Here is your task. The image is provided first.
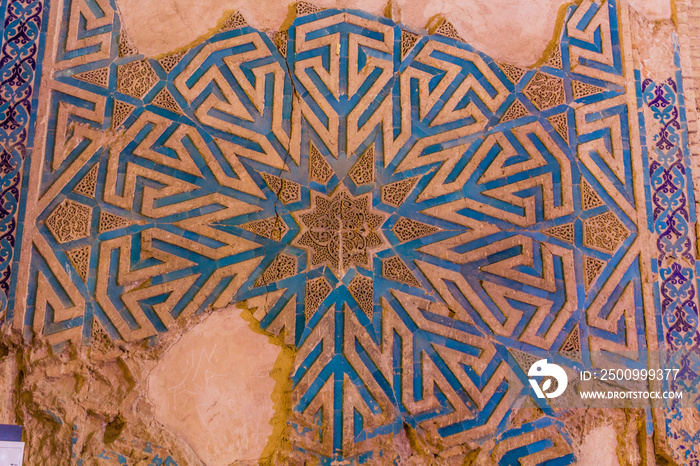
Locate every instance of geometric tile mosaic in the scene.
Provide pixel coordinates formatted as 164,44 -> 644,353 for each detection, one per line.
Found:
2,0 -> 699,462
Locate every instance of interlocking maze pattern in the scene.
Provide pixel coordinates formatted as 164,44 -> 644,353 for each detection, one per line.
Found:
9,0 -> 675,462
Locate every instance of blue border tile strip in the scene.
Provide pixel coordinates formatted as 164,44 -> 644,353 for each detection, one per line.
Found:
639,37 -> 700,464
0,0 -> 46,316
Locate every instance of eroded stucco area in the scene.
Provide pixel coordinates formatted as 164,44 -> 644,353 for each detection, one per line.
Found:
116,0 -> 569,65
116,0 -> 676,66
6,0 -> 700,464
147,311 -> 280,465
0,306 -> 286,464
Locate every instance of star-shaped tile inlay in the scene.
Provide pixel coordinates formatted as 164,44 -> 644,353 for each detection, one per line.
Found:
292,186 -> 387,277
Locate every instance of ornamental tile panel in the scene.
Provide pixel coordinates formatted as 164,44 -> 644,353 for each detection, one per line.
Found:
2,0 -> 700,463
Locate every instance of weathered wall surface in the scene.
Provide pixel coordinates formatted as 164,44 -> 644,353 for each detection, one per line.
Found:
0,306 -> 290,464
115,0 -> 569,65
0,0 -> 698,464
146,310 -> 282,465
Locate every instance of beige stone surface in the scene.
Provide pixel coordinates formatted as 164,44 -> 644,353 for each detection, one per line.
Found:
628,0 -> 672,21
116,0 -> 567,65
0,345 -> 15,425
561,409 -> 643,466
574,424 -> 620,466
630,7 -> 675,82
406,0 -> 567,66
146,310 -> 281,465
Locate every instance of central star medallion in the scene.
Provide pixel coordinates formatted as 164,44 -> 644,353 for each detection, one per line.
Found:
292,186 -> 387,277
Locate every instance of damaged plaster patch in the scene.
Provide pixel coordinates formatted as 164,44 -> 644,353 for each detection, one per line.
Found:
630,8 -> 676,82
115,0 -> 568,66
146,308 -> 281,465
574,424 -> 620,466
628,0 -> 672,22
408,0 -> 569,66
4,329 -> 204,464
561,409 -> 644,466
